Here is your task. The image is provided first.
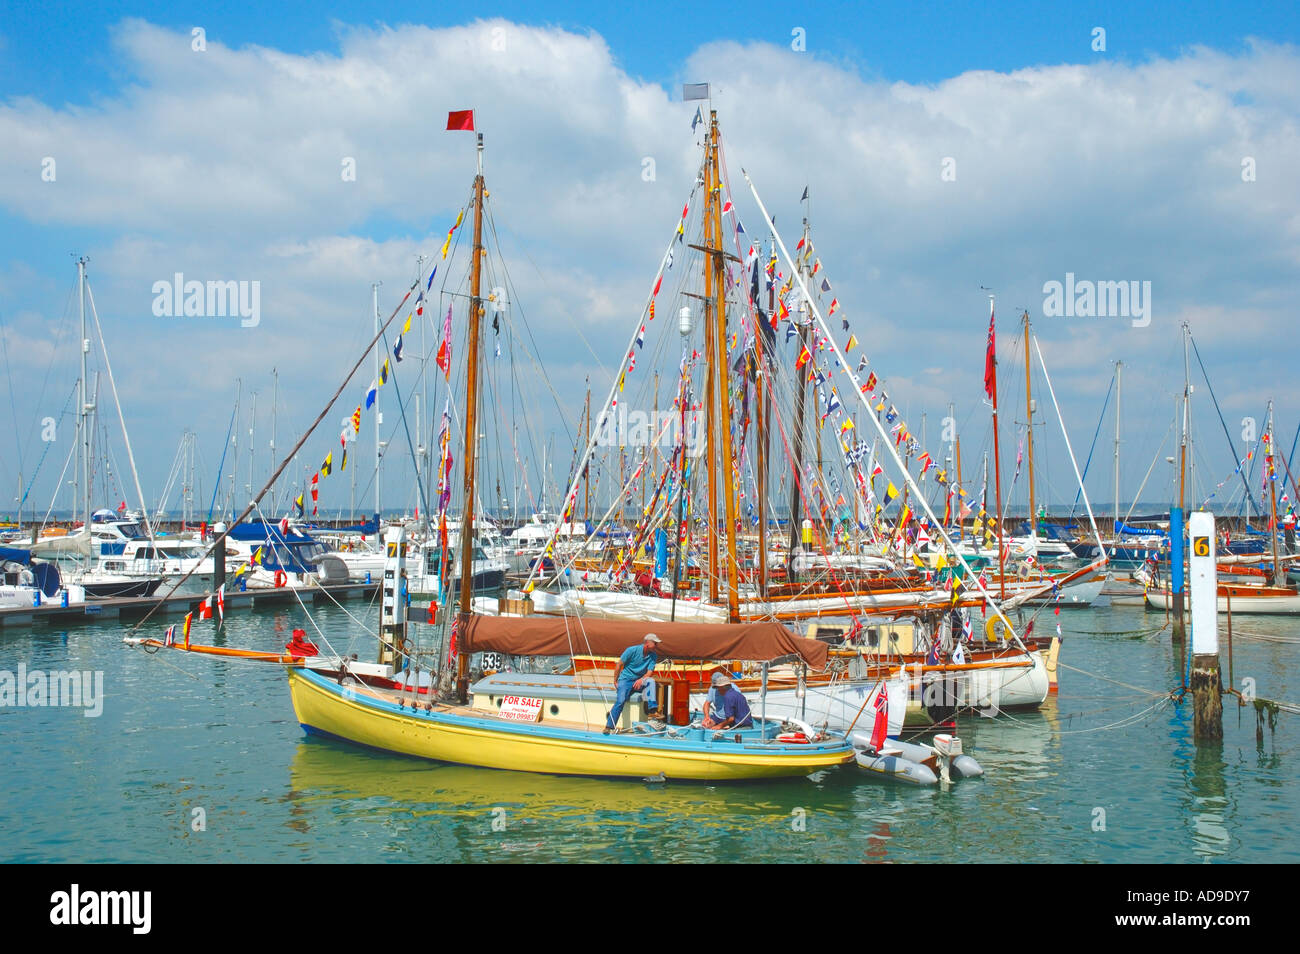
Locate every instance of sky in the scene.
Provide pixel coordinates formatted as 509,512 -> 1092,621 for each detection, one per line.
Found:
2,3 -> 1299,523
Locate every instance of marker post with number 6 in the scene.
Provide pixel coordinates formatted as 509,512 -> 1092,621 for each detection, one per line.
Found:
1188,510 -> 1223,742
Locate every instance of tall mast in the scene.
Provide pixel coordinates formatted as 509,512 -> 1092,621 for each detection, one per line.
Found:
1022,310 -> 1036,545
788,219 -> 811,567
247,390 -> 257,510
418,252 -> 429,538
77,257 -> 90,530
229,380 -> 240,520
707,111 -> 741,621
948,400 -> 957,534
701,132 -> 719,604
372,282 -> 382,525
270,368 -> 278,510
1113,361 -> 1122,534
989,295 -> 1006,599
754,249 -> 770,599
456,132 -> 487,700
1179,323 -> 1190,513
1269,401 -> 1281,585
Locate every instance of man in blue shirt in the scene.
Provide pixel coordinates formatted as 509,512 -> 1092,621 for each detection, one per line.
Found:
604,633 -> 663,733
702,671 -> 753,729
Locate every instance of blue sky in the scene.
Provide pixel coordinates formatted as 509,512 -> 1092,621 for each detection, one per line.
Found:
7,1 -> 1299,100
2,4 -> 1299,522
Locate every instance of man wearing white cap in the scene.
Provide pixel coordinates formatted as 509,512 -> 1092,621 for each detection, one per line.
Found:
604,633 -> 664,733
702,670 -> 753,729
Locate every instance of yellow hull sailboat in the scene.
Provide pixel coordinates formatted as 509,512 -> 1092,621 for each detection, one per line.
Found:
289,663 -> 852,781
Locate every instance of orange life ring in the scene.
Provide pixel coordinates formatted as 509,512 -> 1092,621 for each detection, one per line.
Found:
274,570 -> 288,588
776,732 -> 810,744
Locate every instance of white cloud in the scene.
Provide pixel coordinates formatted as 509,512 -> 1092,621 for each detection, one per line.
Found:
1,20 -> 1297,512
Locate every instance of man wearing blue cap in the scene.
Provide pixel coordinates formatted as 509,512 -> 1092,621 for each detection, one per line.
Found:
604,633 -> 664,733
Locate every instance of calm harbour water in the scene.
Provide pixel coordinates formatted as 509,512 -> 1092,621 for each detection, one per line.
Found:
1,598 -> 1297,863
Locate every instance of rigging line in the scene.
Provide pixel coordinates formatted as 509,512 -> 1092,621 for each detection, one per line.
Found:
17,380 -> 78,516
0,312 -> 25,479
39,424 -> 79,529
207,399 -> 239,525
744,169 -> 1033,652
972,696 -> 1175,737
85,282 -> 154,543
16,275 -> 79,468
376,327 -> 434,533
1122,418 -> 1175,527
1189,330 -> 1261,515
482,200 -> 578,450
1032,336 -> 1107,562
522,180 -> 703,592
251,497 -> 382,658
124,278 -> 422,639
1070,370 -> 1114,516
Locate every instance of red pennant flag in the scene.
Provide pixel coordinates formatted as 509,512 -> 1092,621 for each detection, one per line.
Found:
869,687 -> 889,751
652,275 -> 663,297
983,307 -> 997,400
436,338 -> 451,379
446,109 -> 475,131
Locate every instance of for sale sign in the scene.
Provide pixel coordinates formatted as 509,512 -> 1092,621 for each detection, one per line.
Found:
499,695 -> 543,722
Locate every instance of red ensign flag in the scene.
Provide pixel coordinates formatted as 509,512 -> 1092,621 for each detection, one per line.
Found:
446,110 -> 475,131
983,308 -> 997,400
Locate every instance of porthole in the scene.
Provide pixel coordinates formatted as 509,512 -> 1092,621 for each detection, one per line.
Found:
549,704 -> 559,716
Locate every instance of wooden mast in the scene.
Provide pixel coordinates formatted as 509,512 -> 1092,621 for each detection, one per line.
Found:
455,133 -> 486,702
708,110 -> 741,622
989,295 -> 1006,600
1022,310 -> 1037,547
702,131 -> 719,605
754,249 -> 770,599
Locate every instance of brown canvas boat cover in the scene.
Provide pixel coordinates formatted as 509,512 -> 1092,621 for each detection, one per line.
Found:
460,614 -> 828,668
